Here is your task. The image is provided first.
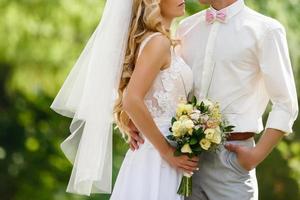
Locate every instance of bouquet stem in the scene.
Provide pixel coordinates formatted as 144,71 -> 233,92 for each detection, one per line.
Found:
177,172 -> 192,197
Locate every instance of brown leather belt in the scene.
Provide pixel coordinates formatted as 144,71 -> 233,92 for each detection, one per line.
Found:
227,132 -> 255,141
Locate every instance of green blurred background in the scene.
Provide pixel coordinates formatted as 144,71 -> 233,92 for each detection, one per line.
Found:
0,0 -> 300,199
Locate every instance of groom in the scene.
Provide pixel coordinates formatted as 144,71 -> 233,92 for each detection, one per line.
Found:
128,0 -> 298,199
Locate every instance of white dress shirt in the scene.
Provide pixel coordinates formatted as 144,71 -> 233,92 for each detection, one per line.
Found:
177,0 -> 298,134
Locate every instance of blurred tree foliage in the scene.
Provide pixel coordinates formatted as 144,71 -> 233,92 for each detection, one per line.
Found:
0,0 -> 299,200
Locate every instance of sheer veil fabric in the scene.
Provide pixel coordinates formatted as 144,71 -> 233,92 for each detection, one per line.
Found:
50,0 -> 133,195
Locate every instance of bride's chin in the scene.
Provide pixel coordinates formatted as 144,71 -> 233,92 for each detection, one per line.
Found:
180,10 -> 186,16
171,11 -> 185,18
176,12 -> 185,18
177,8 -> 186,17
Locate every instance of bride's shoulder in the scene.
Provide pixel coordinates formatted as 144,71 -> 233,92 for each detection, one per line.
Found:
136,32 -> 171,71
139,32 -> 171,55
142,32 -> 170,45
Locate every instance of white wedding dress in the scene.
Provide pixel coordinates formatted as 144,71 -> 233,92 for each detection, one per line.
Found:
110,33 -> 194,200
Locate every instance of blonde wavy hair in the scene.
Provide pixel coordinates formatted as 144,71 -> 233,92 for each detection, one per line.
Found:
114,0 -> 171,139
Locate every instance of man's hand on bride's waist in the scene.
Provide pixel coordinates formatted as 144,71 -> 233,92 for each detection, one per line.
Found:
128,120 -> 144,151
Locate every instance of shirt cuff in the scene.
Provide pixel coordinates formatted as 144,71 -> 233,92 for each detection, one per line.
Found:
265,109 -> 295,135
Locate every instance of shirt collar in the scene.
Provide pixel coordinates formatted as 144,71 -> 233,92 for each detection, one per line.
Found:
210,0 -> 245,20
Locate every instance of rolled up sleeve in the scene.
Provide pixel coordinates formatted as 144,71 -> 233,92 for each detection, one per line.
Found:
258,26 -> 298,135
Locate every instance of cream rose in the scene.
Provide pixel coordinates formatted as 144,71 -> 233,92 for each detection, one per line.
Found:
182,119 -> 195,129
182,119 -> 194,135
200,138 -> 211,150
205,129 -> 215,140
184,104 -> 193,114
211,128 -> 222,144
172,121 -> 182,137
176,103 -> 186,117
179,115 -> 189,121
181,143 -> 192,153
176,104 -> 193,117
204,128 -> 216,136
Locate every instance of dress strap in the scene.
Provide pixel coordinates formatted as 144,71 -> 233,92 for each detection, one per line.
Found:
137,32 -> 162,58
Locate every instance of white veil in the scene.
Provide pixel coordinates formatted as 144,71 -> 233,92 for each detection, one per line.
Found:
50,0 -> 133,196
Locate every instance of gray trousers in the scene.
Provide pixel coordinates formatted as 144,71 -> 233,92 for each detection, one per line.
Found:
186,138 -> 258,200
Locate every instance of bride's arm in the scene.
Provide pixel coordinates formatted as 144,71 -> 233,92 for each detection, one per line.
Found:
123,35 -> 199,173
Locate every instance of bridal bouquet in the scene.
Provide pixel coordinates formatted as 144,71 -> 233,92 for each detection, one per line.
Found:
167,96 -> 235,197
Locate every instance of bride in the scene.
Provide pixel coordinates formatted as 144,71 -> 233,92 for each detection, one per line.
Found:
51,0 -> 199,199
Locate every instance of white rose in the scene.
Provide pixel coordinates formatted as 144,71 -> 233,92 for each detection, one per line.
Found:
182,119 -> 195,129
179,115 -> 189,121
211,129 -> 222,144
181,143 -> 193,153
204,128 -> 216,135
189,110 -> 201,121
182,119 -> 194,135
205,129 -> 215,140
173,131 -> 182,137
200,138 -> 211,150
172,121 -> 182,137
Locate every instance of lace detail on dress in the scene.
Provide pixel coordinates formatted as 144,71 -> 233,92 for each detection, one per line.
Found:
138,33 -> 193,121
160,56 -> 181,91
144,63 -> 187,120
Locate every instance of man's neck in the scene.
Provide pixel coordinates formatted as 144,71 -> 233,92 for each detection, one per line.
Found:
211,0 -> 238,10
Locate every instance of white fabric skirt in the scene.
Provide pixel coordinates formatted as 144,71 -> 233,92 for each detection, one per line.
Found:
110,123 -> 183,200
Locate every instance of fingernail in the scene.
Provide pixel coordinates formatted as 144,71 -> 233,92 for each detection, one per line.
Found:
196,168 -> 199,171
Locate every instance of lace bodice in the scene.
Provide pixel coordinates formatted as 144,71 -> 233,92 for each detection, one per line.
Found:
139,33 -> 194,123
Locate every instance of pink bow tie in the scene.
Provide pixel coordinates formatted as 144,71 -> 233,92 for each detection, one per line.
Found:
206,9 -> 227,24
